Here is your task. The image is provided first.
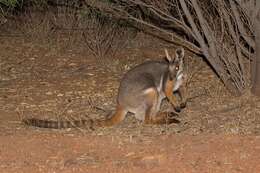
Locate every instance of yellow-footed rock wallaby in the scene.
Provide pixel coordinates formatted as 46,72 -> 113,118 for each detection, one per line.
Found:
23,48 -> 187,129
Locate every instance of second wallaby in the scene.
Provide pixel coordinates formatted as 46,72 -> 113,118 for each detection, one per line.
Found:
23,48 -> 187,129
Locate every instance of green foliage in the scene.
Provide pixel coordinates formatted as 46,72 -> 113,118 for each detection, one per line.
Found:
83,2 -> 132,30
0,0 -> 20,8
0,0 -> 20,16
0,0 -> 50,15
24,0 -> 49,9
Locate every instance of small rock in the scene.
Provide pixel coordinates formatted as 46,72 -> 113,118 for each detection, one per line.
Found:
67,109 -> 73,114
57,93 -> 64,97
69,63 -> 77,66
46,91 -> 53,95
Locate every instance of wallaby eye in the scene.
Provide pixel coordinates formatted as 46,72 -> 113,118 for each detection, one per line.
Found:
175,66 -> 179,71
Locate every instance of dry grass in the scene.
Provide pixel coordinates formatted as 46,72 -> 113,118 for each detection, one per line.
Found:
0,32 -> 260,136
0,9 -> 260,173
0,8 -> 259,136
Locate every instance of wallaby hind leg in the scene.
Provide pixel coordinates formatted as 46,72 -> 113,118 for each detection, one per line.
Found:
143,88 -> 179,124
145,110 -> 180,124
178,85 -> 187,109
94,105 -> 127,127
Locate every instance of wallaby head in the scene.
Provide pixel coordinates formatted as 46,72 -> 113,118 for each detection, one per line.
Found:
164,48 -> 185,82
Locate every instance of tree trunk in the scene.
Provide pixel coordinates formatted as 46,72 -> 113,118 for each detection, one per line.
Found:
251,1 -> 260,95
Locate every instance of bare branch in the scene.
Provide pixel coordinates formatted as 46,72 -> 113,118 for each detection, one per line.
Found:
230,0 -> 255,49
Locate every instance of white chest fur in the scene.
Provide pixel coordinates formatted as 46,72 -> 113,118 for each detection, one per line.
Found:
173,71 -> 184,91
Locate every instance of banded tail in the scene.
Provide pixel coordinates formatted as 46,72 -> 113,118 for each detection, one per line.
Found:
22,105 -> 127,129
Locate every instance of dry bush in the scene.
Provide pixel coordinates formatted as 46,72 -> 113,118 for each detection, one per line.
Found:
16,10 -> 56,41
88,0 -> 255,95
1,2 -> 137,61
82,10 -> 137,61
16,6 -> 86,48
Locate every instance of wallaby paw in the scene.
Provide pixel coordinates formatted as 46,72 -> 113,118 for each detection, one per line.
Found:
166,112 -> 180,124
168,118 -> 181,124
174,106 -> 181,113
167,111 -> 179,117
180,102 -> 186,109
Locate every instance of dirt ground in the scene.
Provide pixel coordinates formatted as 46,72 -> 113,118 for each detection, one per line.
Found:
1,35 -> 260,172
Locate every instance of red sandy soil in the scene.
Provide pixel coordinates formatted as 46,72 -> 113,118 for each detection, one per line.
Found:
1,132 -> 260,173
1,36 -> 260,173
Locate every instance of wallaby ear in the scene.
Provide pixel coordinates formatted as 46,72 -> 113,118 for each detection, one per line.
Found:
164,49 -> 174,62
175,47 -> 185,60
